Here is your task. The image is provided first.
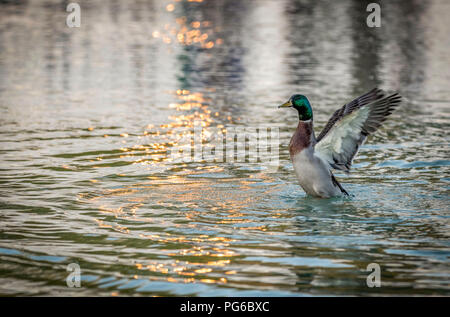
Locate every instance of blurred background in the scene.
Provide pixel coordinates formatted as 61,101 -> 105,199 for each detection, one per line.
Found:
0,0 -> 449,296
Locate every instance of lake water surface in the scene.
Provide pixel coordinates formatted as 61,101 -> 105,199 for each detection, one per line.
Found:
0,0 -> 449,296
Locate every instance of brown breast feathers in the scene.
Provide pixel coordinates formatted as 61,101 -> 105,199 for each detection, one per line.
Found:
289,121 -> 314,157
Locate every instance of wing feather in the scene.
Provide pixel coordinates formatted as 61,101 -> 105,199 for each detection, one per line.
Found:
317,88 -> 385,142
315,90 -> 401,172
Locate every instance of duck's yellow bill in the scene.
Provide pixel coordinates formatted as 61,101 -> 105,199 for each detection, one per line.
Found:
278,100 -> 292,108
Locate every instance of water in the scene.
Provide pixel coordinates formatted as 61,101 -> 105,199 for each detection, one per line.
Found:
0,0 -> 449,296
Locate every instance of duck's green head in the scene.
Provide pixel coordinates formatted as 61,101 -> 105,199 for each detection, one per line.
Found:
278,94 -> 313,121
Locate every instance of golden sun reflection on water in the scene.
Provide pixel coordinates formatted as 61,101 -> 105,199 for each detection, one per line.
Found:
78,169 -> 280,285
154,3 -> 221,50
130,254 -> 233,285
77,87 -> 217,173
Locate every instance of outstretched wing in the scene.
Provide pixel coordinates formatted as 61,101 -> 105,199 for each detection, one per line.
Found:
315,89 -> 401,172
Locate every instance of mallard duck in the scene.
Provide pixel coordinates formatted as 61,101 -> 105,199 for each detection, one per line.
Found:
278,88 -> 401,198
